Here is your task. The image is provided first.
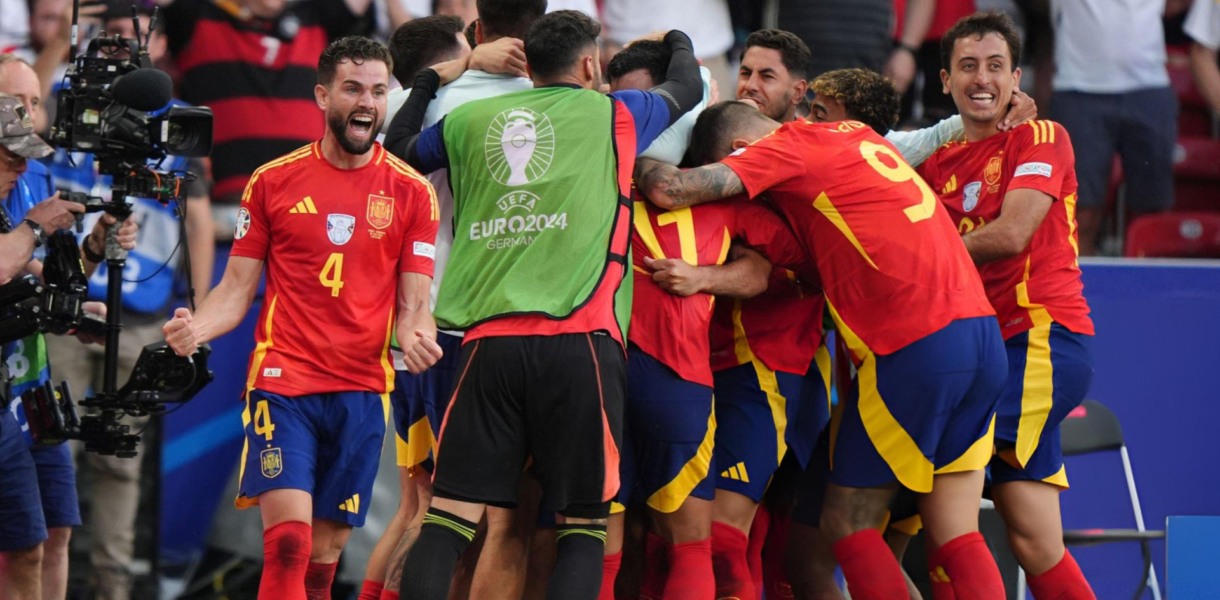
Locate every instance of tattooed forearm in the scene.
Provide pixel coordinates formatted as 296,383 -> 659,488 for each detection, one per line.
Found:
385,525 -> 421,590
635,159 -> 745,209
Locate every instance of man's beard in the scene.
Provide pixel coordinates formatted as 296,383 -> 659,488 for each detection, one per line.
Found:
327,108 -> 379,156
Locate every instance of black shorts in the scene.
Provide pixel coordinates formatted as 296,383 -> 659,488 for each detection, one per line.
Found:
431,333 -> 625,520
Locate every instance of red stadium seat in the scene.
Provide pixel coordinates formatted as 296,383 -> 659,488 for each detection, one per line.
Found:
1125,212 -> 1220,258
1173,138 -> 1220,210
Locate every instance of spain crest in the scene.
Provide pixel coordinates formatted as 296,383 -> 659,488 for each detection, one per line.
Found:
261,447 -> 283,478
984,156 -> 1003,186
367,194 -> 394,229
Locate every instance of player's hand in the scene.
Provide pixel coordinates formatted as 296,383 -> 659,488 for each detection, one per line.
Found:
403,329 -> 444,374
707,76 -> 720,105
75,301 -> 107,345
26,193 -> 84,233
644,255 -> 705,297
999,90 -> 1037,131
884,48 -> 917,94
468,37 -> 528,80
163,307 -> 197,357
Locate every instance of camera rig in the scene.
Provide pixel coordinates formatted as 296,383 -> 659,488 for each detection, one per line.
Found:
0,3 -> 214,457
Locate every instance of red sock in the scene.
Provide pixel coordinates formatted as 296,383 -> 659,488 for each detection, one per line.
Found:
305,561 -> 338,600
378,590 -> 400,600
712,522 -> 756,600
600,551 -> 623,600
357,580 -> 383,600
259,521 -> 312,600
761,511 -> 792,600
926,537 -> 956,600
831,529 -> 908,600
747,507 -> 769,599
664,537 -> 715,600
641,532 -> 669,600
1027,550 -> 1096,600
931,532 -> 1005,600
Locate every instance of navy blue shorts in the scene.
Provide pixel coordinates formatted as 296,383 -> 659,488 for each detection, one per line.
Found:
712,347 -> 832,503
618,347 -> 715,513
991,320 -> 1094,488
1051,87 -> 1177,212
237,389 -> 388,527
391,332 -> 463,473
30,443 -> 81,528
830,316 -> 1007,492
0,408 -> 47,552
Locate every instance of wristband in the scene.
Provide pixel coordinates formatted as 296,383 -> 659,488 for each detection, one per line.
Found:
82,235 -> 105,263
895,42 -> 919,56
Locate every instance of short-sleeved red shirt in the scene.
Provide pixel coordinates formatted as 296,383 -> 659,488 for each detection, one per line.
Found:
708,266 -> 826,376
721,120 -> 994,358
916,120 -> 1093,339
629,193 -> 808,386
232,142 -> 440,396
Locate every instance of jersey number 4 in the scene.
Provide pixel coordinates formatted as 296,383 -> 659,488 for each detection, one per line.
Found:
254,399 -> 276,441
320,253 -> 345,297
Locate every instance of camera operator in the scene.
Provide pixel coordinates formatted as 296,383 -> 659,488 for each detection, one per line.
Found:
0,55 -> 135,600
0,91 -> 85,600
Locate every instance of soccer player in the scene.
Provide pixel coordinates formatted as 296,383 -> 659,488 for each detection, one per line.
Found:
916,13 -> 1095,599
381,14 -> 471,134
602,40 -> 814,600
162,37 -> 440,600
636,101 -> 1010,600
384,11 -> 702,600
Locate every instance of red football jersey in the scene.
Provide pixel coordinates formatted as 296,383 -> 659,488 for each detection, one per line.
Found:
721,120 -> 994,357
231,143 -> 440,396
629,193 -> 807,386
708,266 -> 826,376
917,120 -> 1093,339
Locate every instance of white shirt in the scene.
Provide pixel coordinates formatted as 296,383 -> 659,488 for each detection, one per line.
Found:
1050,0 -> 1170,93
601,0 -> 733,57
1186,0 -> 1220,51
546,0 -> 598,16
0,0 -> 29,51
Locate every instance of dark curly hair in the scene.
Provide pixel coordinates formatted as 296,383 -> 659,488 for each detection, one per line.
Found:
525,10 -> 601,80
389,15 -> 464,84
941,11 -> 1022,72
318,36 -> 394,86
810,68 -> 900,135
606,40 -> 669,86
744,29 -> 810,80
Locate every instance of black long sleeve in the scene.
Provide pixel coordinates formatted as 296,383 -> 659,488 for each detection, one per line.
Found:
652,30 -> 703,127
383,69 -> 442,170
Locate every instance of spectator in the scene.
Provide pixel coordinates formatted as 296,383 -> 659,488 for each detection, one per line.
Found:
601,0 -> 735,96
161,0 -> 374,235
890,0 -> 977,125
1186,0 -> 1220,116
773,0 -> 893,79
41,4 -> 213,595
433,0 -> 478,25
1047,0 -> 1178,256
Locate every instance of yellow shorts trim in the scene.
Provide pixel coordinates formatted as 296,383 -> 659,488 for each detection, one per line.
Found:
935,414 -> 997,475
610,501 -> 626,515
1016,309 -> 1055,468
889,514 -> 923,537
646,409 -> 717,513
395,417 -> 437,469
1041,465 -> 1070,489
856,352 -> 935,494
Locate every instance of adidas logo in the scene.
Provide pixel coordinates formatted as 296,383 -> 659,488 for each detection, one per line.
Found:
942,175 -> 957,195
338,494 -> 361,513
290,196 -> 319,214
720,462 -> 750,483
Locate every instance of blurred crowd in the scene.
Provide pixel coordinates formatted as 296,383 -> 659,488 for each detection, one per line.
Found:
0,0 -> 1216,596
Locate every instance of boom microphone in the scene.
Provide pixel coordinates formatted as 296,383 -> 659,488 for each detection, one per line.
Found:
111,68 -> 173,112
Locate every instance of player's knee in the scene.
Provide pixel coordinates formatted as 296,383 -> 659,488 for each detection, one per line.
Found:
1007,528 -> 1064,572
3,542 -> 45,572
43,527 -> 71,562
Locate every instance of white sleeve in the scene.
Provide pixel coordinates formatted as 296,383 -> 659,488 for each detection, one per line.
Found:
884,115 -> 965,167
1186,0 -> 1220,51
639,67 -> 712,164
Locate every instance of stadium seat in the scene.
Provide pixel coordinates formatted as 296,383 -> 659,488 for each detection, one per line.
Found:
1172,138 -> 1220,211
1125,212 -> 1220,258
1059,400 -> 1165,600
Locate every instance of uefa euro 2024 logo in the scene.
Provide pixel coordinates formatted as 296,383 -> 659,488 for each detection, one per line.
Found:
486,108 -> 555,186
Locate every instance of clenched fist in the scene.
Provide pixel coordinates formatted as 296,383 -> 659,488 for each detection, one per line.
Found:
163,307 -> 197,357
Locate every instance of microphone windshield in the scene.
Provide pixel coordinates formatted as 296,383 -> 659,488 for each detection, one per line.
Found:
111,68 -> 173,112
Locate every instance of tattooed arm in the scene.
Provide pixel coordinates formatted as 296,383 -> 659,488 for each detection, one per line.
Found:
635,158 -> 746,210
